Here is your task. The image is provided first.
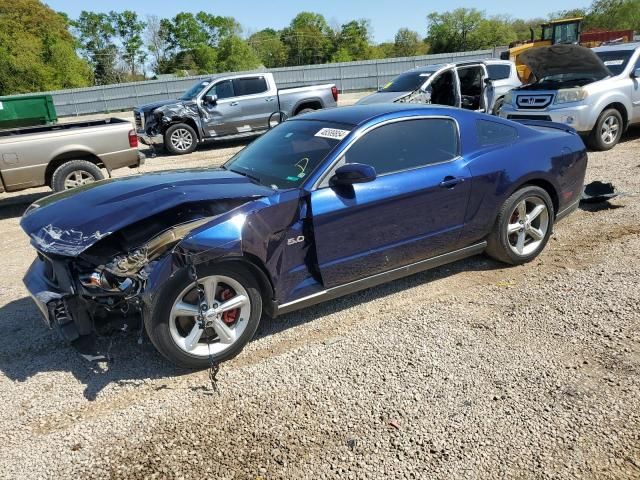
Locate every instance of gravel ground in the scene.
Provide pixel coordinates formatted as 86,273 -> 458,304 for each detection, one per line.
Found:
0,102 -> 638,479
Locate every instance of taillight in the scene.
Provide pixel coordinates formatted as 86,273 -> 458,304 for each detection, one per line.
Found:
128,129 -> 138,148
331,85 -> 339,102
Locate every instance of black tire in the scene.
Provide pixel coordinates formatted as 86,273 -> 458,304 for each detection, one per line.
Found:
145,263 -> 263,369
295,107 -> 316,116
51,160 -> 104,192
492,97 -> 504,116
164,123 -> 198,155
485,186 -> 554,265
587,108 -> 623,151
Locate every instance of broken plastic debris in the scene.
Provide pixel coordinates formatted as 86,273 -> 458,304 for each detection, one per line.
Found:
580,181 -> 618,204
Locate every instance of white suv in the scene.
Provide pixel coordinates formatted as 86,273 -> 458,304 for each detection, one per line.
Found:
500,43 -> 640,150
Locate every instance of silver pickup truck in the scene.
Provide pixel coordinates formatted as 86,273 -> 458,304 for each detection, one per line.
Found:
134,72 -> 338,155
500,43 -> 640,150
0,118 -> 144,193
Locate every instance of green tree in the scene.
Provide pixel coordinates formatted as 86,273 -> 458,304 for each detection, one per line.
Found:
586,0 -> 640,30
217,35 -> 260,72
393,28 -> 428,57
0,0 -> 91,95
332,20 -> 373,62
111,10 -> 146,76
73,11 -> 120,84
249,29 -> 288,68
426,8 -> 484,53
281,12 -> 333,65
469,17 -> 517,49
196,12 -> 241,47
509,18 -> 546,41
166,12 -> 209,51
145,15 -> 172,74
371,42 -> 396,59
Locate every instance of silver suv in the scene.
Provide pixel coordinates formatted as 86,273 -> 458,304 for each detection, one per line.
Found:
500,43 -> 640,150
357,59 -> 521,114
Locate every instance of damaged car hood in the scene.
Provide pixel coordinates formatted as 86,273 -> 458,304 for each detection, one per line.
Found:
519,44 -> 611,80
21,169 -> 275,256
356,91 -> 410,105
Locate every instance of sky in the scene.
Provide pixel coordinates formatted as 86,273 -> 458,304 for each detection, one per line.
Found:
45,0 -> 589,43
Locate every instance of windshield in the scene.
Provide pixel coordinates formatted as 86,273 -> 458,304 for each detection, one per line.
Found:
595,50 -> 634,76
223,120 -> 349,189
381,71 -> 433,92
180,80 -> 211,100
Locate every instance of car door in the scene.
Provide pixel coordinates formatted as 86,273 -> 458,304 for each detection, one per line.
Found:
200,79 -> 242,137
310,117 -> 472,288
232,76 -> 276,132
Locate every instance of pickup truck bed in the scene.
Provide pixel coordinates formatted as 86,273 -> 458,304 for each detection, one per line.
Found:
0,118 -> 143,193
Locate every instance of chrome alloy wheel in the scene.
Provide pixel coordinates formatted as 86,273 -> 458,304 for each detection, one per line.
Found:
169,128 -> 194,151
63,170 -> 96,189
600,115 -> 620,145
507,197 -> 550,257
169,275 -> 251,357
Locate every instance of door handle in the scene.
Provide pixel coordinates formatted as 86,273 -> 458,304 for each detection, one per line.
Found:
439,176 -> 464,188
230,102 -> 239,106
265,97 -> 275,102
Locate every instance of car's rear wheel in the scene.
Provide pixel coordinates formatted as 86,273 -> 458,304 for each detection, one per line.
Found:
587,108 -> 623,151
485,186 -> 554,265
146,263 -> 263,369
164,123 -> 198,155
51,160 -> 104,192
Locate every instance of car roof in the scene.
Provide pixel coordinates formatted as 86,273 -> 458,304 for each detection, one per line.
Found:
411,59 -> 511,73
592,41 -> 640,52
293,104 -> 475,127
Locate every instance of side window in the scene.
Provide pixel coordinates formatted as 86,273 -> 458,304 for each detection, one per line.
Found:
476,119 -> 518,146
344,118 -> 458,175
233,77 -> 268,96
487,64 -> 511,80
209,80 -> 234,100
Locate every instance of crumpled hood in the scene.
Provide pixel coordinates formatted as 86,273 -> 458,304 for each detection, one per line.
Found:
135,99 -> 180,114
20,169 -> 274,256
519,44 -> 611,80
356,91 -> 409,105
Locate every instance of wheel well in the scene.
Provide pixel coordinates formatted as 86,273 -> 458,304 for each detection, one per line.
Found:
214,256 -> 276,317
602,102 -> 628,129
163,118 -> 200,139
45,152 -> 103,187
521,179 -> 559,217
294,101 -> 322,115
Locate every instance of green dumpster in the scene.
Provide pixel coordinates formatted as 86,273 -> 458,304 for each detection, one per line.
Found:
0,94 -> 58,130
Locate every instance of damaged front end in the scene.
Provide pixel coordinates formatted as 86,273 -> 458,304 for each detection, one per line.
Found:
142,101 -> 204,145
24,204 -> 261,360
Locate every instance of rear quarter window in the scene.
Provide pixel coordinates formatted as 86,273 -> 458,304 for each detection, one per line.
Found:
476,120 -> 518,146
487,64 -> 512,80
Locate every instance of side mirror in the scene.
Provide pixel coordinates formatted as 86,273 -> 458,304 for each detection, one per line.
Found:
204,94 -> 218,105
330,163 -> 376,187
484,77 -> 493,85
632,68 -> 640,79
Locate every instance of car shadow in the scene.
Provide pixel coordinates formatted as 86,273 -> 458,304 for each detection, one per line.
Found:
140,136 -> 255,159
0,191 -> 49,220
0,254 -> 504,401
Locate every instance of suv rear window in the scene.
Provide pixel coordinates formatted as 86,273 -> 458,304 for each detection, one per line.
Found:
233,77 -> 268,96
487,64 -> 511,80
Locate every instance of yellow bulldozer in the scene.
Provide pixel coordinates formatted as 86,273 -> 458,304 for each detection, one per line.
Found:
501,17 -> 584,83
502,17 -> 636,82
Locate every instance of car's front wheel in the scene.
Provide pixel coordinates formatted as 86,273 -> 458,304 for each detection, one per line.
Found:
587,108 -> 623,151
146,263 -> 263,369
485,186 -> 554,265
164,123 -> 198,155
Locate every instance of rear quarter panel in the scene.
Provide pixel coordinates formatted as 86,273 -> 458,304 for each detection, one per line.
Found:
461,122 -> 587,244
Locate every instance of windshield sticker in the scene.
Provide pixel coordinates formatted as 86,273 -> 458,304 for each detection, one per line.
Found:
604,60 -> 624,66
383,81 -> 393,89
419,73 -> 432,77
202,82 -> 210,86
315,128 -> 350,140
286,176 -> 299,182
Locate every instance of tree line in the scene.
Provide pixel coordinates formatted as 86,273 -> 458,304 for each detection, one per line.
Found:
0,0 -> 638,96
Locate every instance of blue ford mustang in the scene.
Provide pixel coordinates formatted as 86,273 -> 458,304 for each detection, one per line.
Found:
21,104 -> 587,367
